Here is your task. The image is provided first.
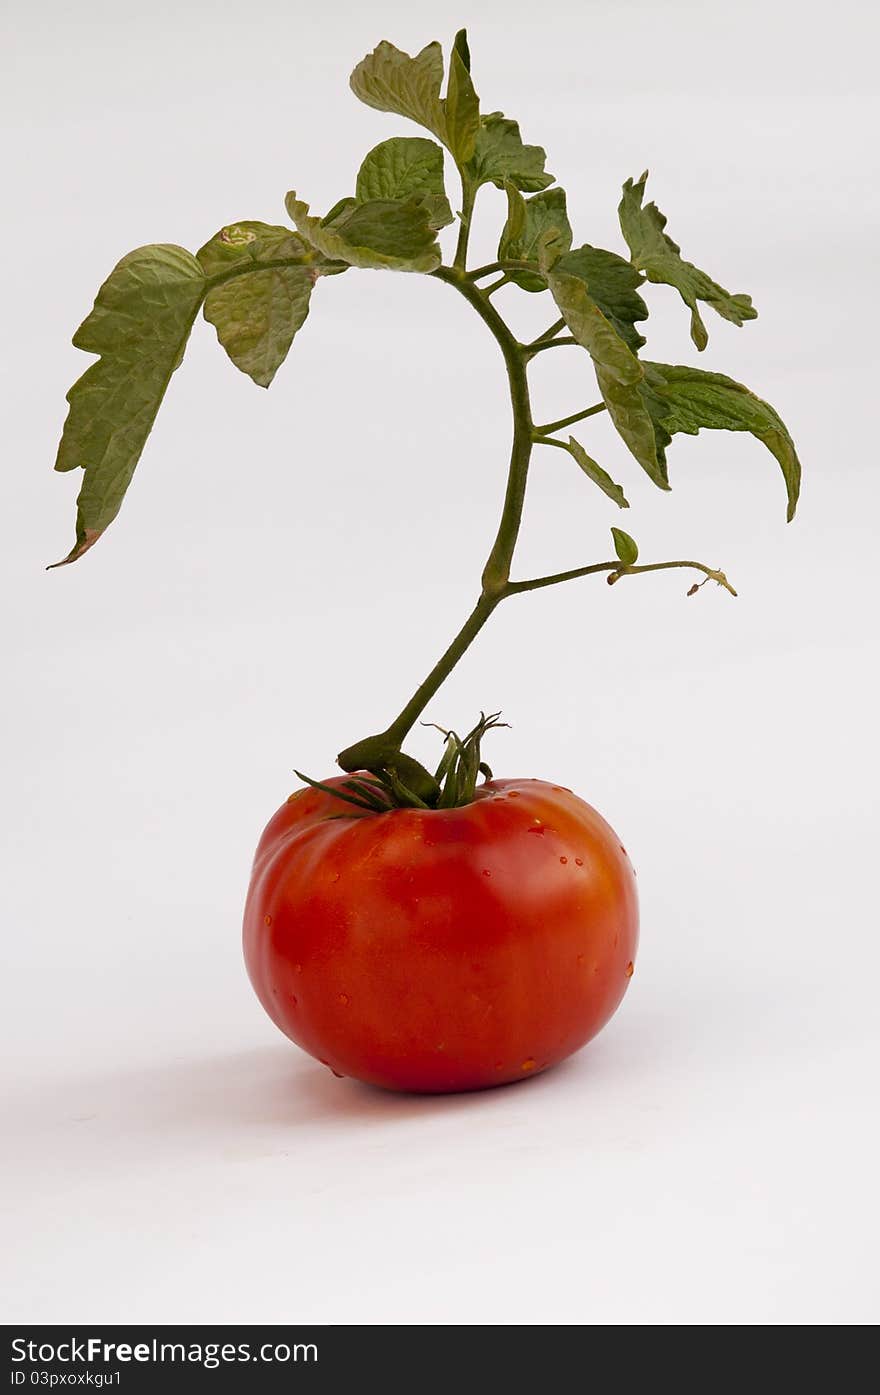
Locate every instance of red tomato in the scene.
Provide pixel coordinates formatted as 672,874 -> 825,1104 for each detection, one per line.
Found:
243,776 -> 638,1093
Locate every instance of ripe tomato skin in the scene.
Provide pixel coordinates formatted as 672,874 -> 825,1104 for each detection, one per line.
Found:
243,777 -> 638,1093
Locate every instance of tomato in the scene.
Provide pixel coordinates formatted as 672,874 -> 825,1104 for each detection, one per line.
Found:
243,776 -> 638,1093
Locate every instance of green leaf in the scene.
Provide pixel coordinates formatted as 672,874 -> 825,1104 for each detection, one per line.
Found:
195,221 -> 315,277
619,173 -> 757,351
643,363 -> 801,519
285,192 -> 441,273
350,39 -> 446,141
557,245 -> 648,352
611,526 -> 639,564
499,186 -> 572,292
567,437 -> 630,509
452,27 -> 471,71
444,30 -> 480,165
349,35 -> 479,165
541,251 -> 667,489
468,112 -> 553,192
197,223 -> 318,388
52,244 -> 206,565
355,137 -> 453,229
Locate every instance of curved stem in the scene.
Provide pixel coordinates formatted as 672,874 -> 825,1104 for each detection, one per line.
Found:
338,270 -> 533,768
534,403 -> 606,436
336,263 -> 734,776
432,268 -> 534,596
527,335 -> 578,355
509,559 -> 737,596
467,259 -> 544,281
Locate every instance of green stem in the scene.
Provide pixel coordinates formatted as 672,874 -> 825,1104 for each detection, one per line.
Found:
338,269 -> 532,769
508,559 -> 737,596
527,335 -> 578,355
528,318 -> 565,347
336,264 -> 734,778
467,259 -> 541,281
483,273 -> 510,296
430,270 -> 534,595
534,403 -> 607,436
383,593 -> 502,747
454,176 -> 477,272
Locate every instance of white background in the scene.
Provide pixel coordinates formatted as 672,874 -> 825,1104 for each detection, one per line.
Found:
3,0 -> 878,1325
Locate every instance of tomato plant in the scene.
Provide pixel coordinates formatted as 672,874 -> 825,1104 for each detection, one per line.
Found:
50,31 -> 801,1091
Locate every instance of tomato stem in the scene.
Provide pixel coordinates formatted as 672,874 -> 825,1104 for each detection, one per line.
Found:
336,261 -> 735,781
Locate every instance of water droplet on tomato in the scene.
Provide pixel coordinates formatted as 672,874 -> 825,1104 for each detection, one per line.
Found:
527,824 -> 545,835
263,914 -> 272,926
619,845 -> 628,857
494,1062 -> 503,1071
577,954 -> 584,965
575,857 -> 584,866
521,1058 -> 536,1072
294,963 -> 303,973
330,1068 -> 345,1079
508,791 -> 520,799
559,855 -> 568,864
338,993 -> 350,1006
290,994 -> 298,1006
331,872 -> 340,884
625,961 -> 634,978
482,868 -> 491,877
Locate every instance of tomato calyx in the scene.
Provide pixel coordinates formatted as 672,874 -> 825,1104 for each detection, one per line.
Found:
300,712 -> 509,814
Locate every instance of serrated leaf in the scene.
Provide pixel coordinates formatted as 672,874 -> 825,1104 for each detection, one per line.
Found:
355,137 -> 453,229
52,244 -> 206,565
468,112 -> 553,192
541,253 -> 667,489
611,526 -> 639,564
197,222 -> 318,387
557,245 -> 648,352
350,39 -> 446,140
642,363 -> 801,519
349,36 -> 479,166
285,192 -> 441,272
619,173 -> 757,351
499,186 -> 572,292
445,31 -> 480,165
567,437 -> 629,509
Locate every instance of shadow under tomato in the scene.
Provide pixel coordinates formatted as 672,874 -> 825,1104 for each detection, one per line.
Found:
8,1040 -> 570,1164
